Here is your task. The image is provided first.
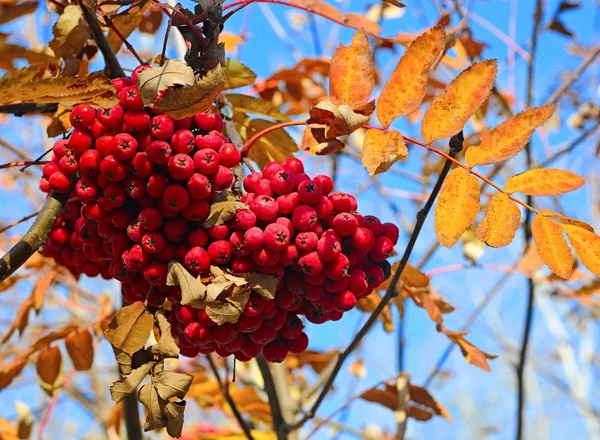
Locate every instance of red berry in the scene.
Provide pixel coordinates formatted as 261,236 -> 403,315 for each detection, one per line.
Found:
163,184 -> 190,211
150,114 -> 175,139
314,175 -> 334,195
280,243 -> 299,266
212,323 -> 238,345
363,215 -> 384,236
281,157 -> 304,175
368,236 -> 394,262
139,207 -> 163,231
95,135 -> 117,157
305,284 -> 324,300
333,213 -> 358,236
70,104 -> 96,128
292,205 -> 317,231
146,173 -> 168,198
112,77 -> 132,92
182,199 -> 210,221
141,231 -> 166,254
164,219 -> 189,242
329,192 -> 357,213
234,209 -> 256,230
262,339 -> 288,363
244,227 -> 264,251
68,128 -> 93,154
147,140 -> 172,165
58,154 -> 79,175
208,240 -> 231,265
118,85 -> 144,110
189,228 -> 209,247
114,133 -> 138,160
276,192 -> 299,215
364,264 -> 385,288
100,155 -> 128,181
333,290 -> 356,311
295,232 -> 318,251
252,247 -> 280,266
325,253 -> 350,279
348,268 -> 368,296
280,313 -> 304,340
249,322 -> 276,345
49,172 -> 71,192
131,64 -> 151,84
193,148 -> 220,174
237,314 -> 263,333
262,162 -> 283,179
298,180 -> 323,205
264,223 -> 291,251
187,173 -> 212,199
352,227 -> 375,252
298,251 -> 323,275
211,165 -> 234,191
243,172 -> 263,192
124,109 -> 150,132
143,262 -> 168,286
218,143 -> 241,167
275,217 -> 295,237
171,129 -> 195,154
255,179 -> 273,196
175,117 -> 193,130
382,222 -> 400,246
184,247 -> 211,273
53,139 -> 70,157
243,295 -> 266,317
270,169 -> 296,194
168,153 -> 195,180
231,255 -> 256,272
80,149 -> 100,175
287,332 -> 309,354
194,110 -> 217,131
207,224 -> 230,240
97,105 -> 124,128
250,196 -> 278,221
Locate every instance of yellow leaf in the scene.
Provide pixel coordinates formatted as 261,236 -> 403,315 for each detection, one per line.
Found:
505,168 -> 585,196
220,32 -> 244,55
361,129 -> 408,176
563,225 -> 600,277
540,209 -> 594,232
107,2 -> 152,53
224,59 -> 256,90
421,60 -> 497,144
476,193 -> 521,248
308,99 -> 373,142
236,118 -> 299,168
377,25 -> 445,128
531,215 -> 573,279
226,94 -> 290,122
136,60 -> 196,107
466,105 -> 556,167
434,168 -> 480,248
329,30 -> 374,109
49,5 -> 90,59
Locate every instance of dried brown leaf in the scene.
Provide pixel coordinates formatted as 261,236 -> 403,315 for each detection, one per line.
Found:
64,329 -> 94,371
49,5 -> 90,59
201,200 -> 248,228
110,362 -> 156,403
104,302 -> 153,355
152,370 -> 193,401
136,60 -> 196,107
243,272 -> 278,300
36,346 -> 62,390
31,270 -> 58,314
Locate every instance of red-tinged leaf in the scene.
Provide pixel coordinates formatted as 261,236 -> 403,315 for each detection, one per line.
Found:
308,100 -> 372,144
422,60 -> 497,144
31,325 -> 78,351
421,292 -> 443,324
104,302 -> 153,355
531,215 -> 573,279
476,193 -> 521,248
377,25 -> 446,128
465,105 -> 557,167
361,129 -> 408,176
360,388 -> 397,411
409,384 -> 452,421
434,168 -> 481,248
329,30 -> 374,109
563,225 -> 600,277
505,168 -> 585,196
64,329 -> 94,371
31,270 -> 58,314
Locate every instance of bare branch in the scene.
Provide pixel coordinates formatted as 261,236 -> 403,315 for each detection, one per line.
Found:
0,103 -> 58,116
256,355 -> 287,440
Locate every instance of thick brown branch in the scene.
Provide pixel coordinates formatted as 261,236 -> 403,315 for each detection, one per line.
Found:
256,355 -> 287,440
0,103 -> 58,116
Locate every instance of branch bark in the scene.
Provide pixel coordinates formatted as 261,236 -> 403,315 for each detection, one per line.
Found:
0,103 -> 59,116
287,133 -> 464,433
256,355 -> 287,440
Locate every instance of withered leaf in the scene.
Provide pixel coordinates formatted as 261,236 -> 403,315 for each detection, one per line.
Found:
31,324 -> 78,351
107,1 -> 152,53
206,292 -> 250,325
151,311 -> 180,359
0,297 -> 31,344
136,60 -> 196,107
14,401 -> 33,439
31,270 -> 58,314
110,362 -> 156,403
104,302 -> 153,355
152,371 -> 193,401
138,383 -> 165,431
308,100 -> 372,143
113,347 -> 132,376
36,346 -> 62,390
0,0 -> 38,26
438,325 -> 497,371
163,400 -> 186,438
64,329 -> 94,371
153,65 -> 225,120
244,272 -> 278,300
0,358 -> 26,391
201,200 -> 248,228
49,5 -> 90,59
224,59 -> 257,90
166,262 -> 208,308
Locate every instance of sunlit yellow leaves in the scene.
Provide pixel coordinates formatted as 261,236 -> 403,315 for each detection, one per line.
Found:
422,60 -> 497,144
227,94 -> 290,122
505,168 -> 585,196
329,30 -> 374,109
540,209 -> 594,232
224,59 -> 257,90
563,225 -> 600,277
434,168 -> 480,248
531,215 -> 573,279
49,5 -> 90,59
107,2 -> 152,53
235,117 -> 299,168
308,99 -> 373,144
361,129 -> 408,176
476,194 -> 521,248
377,25 -> 445,128
465,105 -> 556,167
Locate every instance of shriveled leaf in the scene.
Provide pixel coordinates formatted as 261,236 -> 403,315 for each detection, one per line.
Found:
0,358 -> 26,391
0,0 -> 37,26
563,225 -> 600,277
206,292 -> 250,325
36,346 -> 62,388
356,292 -> 393,332
137,60 -> 196,107
107,2 -> 152,53
439,326 -> 497,371
153,65 -> 225,120
360,388 -> 397,411
409,384 -> 452,421
540,209 -> 594,232
531,215 -> 573,279
476,193 -> 521,248
377,25 -> 445,128
104,302 -> 153,355
505,168 -> 585,196
49,5 -> 90,59
110,362 -> 156,403
153,371 -> 193,401
31,270 -> 57,314
434,168 -> 480,248
201,200 -> 248,228
113,347 -> 132,376
227,94 -> 290,122
31,324 -> 78,351
151,311 -> 180,358
401,264 -> 430,288
138,383 -> 165,431
224,59 -> 257,90
64,329 -> 94,371
0,36 -> 58,72
163,400 -> 186,438
361,129 -> 408,176
47,104 -> 72,137
308,99 -> 372,142
244,272 -> 278,300
166,262 -> 208,308
422,60 -> 497,143
465,105 -> 557,167
1,297 -> 31,344
329,30 -> 374,109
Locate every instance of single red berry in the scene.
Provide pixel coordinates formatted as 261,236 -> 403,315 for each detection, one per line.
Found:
97,104 -> 124,128
325,253 -> 350,280
184,246 -> 211,273
150,114 -> 175,139
90,120 -> 109,139
295,231 -> 318,251
124,109 -> 151,132
276,192 -> 299,215
193,148 -> 220,174
314,175 -> 334,195
111,77 -> 132,92
250,196 -> 278,221
286,332 -> 309,354
139,207 -> 163,231
114,133 -> 138,160
281,157 -> 304,175
131,64 -> 151,84
255,179 -> 274,196
49,172 -> 71,192
198,309 -> 217,327
262,162 -> 283,179
275,217 -> 295,237
382,222 -> 400,246
187,173 -> 212,200
176,305 -> 198,324
330,192 -> 358,213
145,173 -> 168,199
208,240 -> 232,265
118,85 -> 144,110
348,268 -> 368,296
262,339 -> 288,363
292,205 -> 317,231
243,295 -> 266,317
314,197 -> 334,219
249,322 -> 276,345
168,153 -> 195,180
211,165 -> 234,191
111,208 -> 137,229
163,184 -> 190,211
80,149 -> 100,175
141,231 -> 166,254
352,227 -> 375,252
123,244 -> 151,270
42,162 -> 60,180
298,251 -> 323,275
252,247 -> 280,266
270,169 -> 296,194
143,262 -> 168,286
95,135 -> 117,157
368,236 -> 394,262
171,129 -> 195,154
104,183 -> 128,208
164,219 -> 189,242
182,199 -> 210,221
100,155 -> 128,181
241,339 -> 263,357
325,276 -> 349,293
70,104 -> 96,128
175,117 -> 193,130
237,314 -> 263,333
188,228 -> 209,247
333,290 -> 356,311
363,215 -> 384,236
364,264 -> 385,288
298,180 -> 323,205
218,143 -> 241,168
294,173 -> 310,189
280,243 -> 299,266
333,213 -> 358,236
231,256 -> 256,273
193,110 -> 217,131
234,209 -> 256,230
243,172 -> 263,192
147,140 -> 173,165
244,227 -> 264,251
68,128 -> 93,154
212,323 -> 239,345
58,154 -> 79,175
264,223 -> 290,251
305,284 -> 324,301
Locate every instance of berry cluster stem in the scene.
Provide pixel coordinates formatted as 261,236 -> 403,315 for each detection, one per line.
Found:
0,161 -> 48,170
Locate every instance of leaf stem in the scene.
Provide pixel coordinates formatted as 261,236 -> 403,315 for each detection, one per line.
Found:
0,161 -> 48,169
240,120 -> 307,157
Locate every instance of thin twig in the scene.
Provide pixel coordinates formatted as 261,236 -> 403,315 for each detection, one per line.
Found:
241,120 -> 306,156
0,212 -> 40,234
0,161 -> 48,170
287,133 -> 465,433
256,355 -> 287,440
538,120 -> 600,168
207,355 -> 255,440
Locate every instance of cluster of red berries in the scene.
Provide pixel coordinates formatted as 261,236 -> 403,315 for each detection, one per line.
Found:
170,158 -> 397,362
38,65 -> 397,364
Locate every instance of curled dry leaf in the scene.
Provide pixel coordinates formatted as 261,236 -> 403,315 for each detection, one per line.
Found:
167,261 -> 208,308
505,168 -> 585,196
438,325 -> 497,372
476,193 -> 521,248
31,324 -> 78,351
243,272 -> 278,300
152,370 -> 193,401
422,60 -> 497,144
49,5 -> 90,59
162,400 -> 186,438
308,99 -> 373,145
329,30 -> 374,109
138,383 -> 165,431
110,362 -> 156,403
36,345 -> 62,391
201,200 -> 248,228
206,291 -> 250,325
64,329 -> 94,371
434,168 -> 481,248
377,25 -> 446,128
104,301 -> 153,355
153,65 -> 226,120
531,215 -> 573,279
563,225 -> 600,277
361,128 -> 408,176
151,311 -> 180,358
465,105 -> 557,167
0,297 -> 32,344
224,59 -> 257,90
0,358 -> 26,391
136,60 -> 196,107
31,269 -> 58,314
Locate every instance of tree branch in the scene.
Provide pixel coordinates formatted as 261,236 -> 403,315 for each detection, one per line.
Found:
0,103 -> 59,116
287,133 -> 465,433
256,355 -> 287,440
207,355 -> 255,440
122,391 -> 143,440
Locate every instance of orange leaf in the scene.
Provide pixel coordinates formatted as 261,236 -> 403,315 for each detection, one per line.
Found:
540,209 -> 594,232
329,30 -> 374,109
377,25 -> 445,128
476,193 -> 521,248
563,225 -> 600,277
505,168 -> 585,196
531,215 -> 573,279
434,168 -> 480,248
31,270 -> 58,314
438,326 -> 497,372
64,329 -> 94,371
36,346 -> 62,389
361,129 -> 408,176
0,358 -> 26,391
421,60 -> 497,144
0,298 -> 31,344
465,105 -> 556,167
360,388 -> 397,411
